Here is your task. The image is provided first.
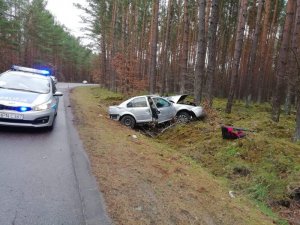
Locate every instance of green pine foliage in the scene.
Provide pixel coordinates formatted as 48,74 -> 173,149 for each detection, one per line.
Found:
0,0 -> 92,82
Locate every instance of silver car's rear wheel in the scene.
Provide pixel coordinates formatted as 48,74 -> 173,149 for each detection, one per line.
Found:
121,115 -> 136,128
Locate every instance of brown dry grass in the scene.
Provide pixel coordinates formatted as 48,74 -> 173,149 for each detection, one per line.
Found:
70,87 -> 275,225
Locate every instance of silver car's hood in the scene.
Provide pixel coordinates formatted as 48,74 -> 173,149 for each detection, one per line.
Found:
166,95 -> 188,104
0,88 -> 49,106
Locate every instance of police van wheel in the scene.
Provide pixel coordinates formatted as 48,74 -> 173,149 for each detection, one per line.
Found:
46,117 -> 56,131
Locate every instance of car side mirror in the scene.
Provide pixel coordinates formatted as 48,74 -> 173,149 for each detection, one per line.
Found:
54,91 -> 63,96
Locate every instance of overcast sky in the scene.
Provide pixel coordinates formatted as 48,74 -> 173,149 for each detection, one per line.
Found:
46,0 -> 87,38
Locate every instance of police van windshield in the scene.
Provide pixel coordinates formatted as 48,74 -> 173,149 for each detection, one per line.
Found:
0,71 -> 50,94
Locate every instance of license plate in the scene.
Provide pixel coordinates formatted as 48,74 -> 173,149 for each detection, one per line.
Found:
0,112 -> 24,120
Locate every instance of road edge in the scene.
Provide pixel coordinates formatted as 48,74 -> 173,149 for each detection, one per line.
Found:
64,88 -> 112,225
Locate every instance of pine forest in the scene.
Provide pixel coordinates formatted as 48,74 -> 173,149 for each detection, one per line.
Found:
1,0 -> 300,139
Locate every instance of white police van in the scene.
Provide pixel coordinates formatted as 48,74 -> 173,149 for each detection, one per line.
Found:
0,65 -> 63,130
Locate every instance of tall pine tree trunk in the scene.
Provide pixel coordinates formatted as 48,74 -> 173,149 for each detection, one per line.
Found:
161,0 -> 174,95
109,0 -> 117,91
194,0 -> 206,105
206,0 -> 219,106
179,0 -> 189,94
148,0 -> 159,94
262,0 -> 279,102
99,1 -> 107,88
226,0 -> 248,113
205,0 -> 211,36
285,83 -> 293,115
292,0 -> 300,140
245,0 -> 264,107
271,0 -> 296,122
257,0 -> 271,103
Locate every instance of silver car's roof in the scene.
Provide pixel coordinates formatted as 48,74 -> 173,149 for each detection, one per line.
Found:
118,95 -> 166,106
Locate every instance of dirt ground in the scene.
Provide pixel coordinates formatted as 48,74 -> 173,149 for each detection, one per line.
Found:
70,87 -> 275,225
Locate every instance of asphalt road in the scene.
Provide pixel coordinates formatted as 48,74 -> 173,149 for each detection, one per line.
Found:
0,83 -> 111,225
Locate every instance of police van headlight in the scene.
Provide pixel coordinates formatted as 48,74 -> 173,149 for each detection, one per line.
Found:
33,99 -> 54,111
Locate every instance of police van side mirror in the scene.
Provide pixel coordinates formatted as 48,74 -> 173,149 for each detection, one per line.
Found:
54,91 -> 63,96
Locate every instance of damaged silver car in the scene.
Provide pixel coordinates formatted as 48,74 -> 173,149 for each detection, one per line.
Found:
165,94 -> 205,123
109,95 -> 176,128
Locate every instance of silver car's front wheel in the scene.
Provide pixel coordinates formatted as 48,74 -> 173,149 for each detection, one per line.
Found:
177,111 -> 191,123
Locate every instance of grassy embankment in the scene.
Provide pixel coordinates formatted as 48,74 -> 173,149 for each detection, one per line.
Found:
70,86 -> 299,225
159,99 -> 300,224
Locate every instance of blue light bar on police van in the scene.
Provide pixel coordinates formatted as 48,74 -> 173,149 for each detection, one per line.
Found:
18,106 -> 31,112
11,65 -> 50,76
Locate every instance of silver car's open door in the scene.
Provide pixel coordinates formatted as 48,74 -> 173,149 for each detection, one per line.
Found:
152,97 -> 175,123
